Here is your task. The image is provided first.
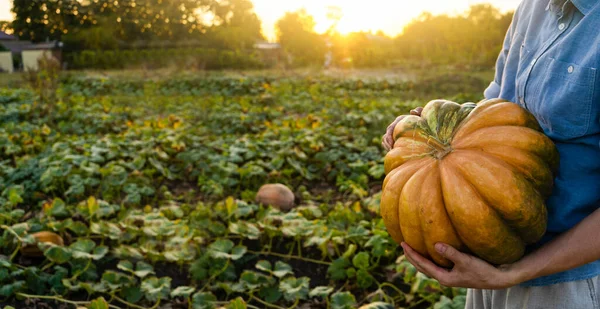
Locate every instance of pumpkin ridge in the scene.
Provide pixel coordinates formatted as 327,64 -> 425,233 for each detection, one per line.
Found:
452,100 -> 542,141
418,162 -> 464,267
439,157 -> 526,264
448,150 -> 547,244
445,152 -> 526,245
481,145 -> 554,197
451,125 -> 559,171
381,157 -> 432,245
398,161 -> 437,257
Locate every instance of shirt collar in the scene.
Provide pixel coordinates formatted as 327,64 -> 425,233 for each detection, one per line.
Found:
548,0 -> 570,16
570,0 -> 597,15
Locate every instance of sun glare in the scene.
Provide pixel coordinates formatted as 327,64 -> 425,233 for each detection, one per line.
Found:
0,0 -> 521,40
251,0 -> 521,40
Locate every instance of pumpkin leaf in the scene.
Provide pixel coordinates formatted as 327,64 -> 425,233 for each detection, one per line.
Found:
358,302 -> 394,309
208,239 -> 234,259
43,245 -> 72,264
356,269 -> 375,288
117,260 -> 134,273
88,297 -> 109,309
141,276 -> 171,302
255,260 -> 272,272
134,261 -> 154,278
272,261 -> 293,278
279,277 -> 309,301
331,292 -> 357,309
227,297 -> 247,309
352,252 -> 370,269
192,292 -> 217,309
259,286 -> 282,303
171,286 -> 196,298
121,285 -> 143,303
309,286 -> 334,298
328,257 -> 350,281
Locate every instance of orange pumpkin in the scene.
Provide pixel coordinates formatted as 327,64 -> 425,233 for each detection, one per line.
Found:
256,184 -> 295,211
20,231 -> 65,257
381,99 -> 559,266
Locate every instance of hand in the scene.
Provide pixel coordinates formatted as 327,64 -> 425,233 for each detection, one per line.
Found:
401,242 -> 521,289
382,107 -> 423,151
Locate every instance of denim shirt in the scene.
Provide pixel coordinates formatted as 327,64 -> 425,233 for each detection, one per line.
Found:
485,0 -> 600,286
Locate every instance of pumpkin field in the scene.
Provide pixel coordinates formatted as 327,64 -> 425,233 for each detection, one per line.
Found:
0,69 -> 491,309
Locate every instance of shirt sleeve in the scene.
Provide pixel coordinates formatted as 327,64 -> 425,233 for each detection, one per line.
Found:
484,11 -> 519,100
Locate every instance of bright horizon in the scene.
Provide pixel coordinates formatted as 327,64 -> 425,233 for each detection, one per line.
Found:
0,0 -> 521,40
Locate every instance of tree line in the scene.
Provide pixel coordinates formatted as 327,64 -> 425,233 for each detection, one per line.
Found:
3,1 -> 513,69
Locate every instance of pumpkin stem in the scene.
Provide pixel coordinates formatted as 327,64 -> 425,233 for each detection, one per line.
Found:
435,146 -> 453,160
424,136 -> 452,159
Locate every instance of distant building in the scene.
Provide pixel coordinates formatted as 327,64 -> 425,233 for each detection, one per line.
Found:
0,31 -> 15,41
21,41 -> 63,71
0,31 -> 17,72
0,30 -> 63,72
253,42 -> 282,67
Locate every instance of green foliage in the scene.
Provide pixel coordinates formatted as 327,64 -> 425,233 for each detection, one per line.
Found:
359,302 -> 395,309
395,4 -> 513,68
276,9 -> 327,67
66,48 -> 265,70
12,0 -> 213,43
0,71 -> 485,308
10,0 -> 511,71
275,4 -> 513,69
331,292 -> 357,309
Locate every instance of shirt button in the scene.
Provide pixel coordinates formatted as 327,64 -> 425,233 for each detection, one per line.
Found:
568,65 -> 574,73
559,23 -> 566,30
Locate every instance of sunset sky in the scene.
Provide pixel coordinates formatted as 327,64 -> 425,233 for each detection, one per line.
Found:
0,0 -> 521,40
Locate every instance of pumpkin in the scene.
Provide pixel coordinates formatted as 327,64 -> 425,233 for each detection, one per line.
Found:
381,98 -> 559,266
256,183 -> 295,211
20,231 -> 65,257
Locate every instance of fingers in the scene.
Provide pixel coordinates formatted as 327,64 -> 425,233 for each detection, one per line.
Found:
382,108 -> 422,151
402,244 -> 433,277
402,242 -> 455,285
434,243 -> 470,266
410,107 -> 423,116
382,135 -> 393,151
387,115 -> 405,134
382,115 -> 405,151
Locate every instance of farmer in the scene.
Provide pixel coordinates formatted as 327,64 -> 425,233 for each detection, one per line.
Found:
382,0 -> 600,307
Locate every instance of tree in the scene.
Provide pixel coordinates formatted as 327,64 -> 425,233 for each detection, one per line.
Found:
394,5 -> 514,67
205,0 -> 264,50
276,9 -> 326,66
11,0 -> 82,42
11,0 -> 215,45
0,21 -> 13,34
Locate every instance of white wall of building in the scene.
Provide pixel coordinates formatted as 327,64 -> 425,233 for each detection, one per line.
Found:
0,51 -> 13,73
22,50 -> 53,71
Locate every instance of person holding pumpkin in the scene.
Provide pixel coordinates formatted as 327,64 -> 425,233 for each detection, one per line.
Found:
382,0 -> 600,308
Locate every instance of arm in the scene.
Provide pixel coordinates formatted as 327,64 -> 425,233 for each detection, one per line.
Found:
509,207 -> 600,282
401,207 -> 600,289
381,107 -> 423,151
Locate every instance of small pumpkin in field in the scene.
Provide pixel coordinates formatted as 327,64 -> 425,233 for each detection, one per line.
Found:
381,98 -> 559,266
256,184 -> 295,211
20,231 -> 64,257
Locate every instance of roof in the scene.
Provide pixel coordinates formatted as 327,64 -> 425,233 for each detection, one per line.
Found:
25,41 -> 61,50
254,42 -> 281,50
0,40 -> 31,53
0,31 -> 16,41
0,40 -> 62,53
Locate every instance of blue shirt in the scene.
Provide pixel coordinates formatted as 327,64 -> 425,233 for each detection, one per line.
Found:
485,0 -> 600,286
